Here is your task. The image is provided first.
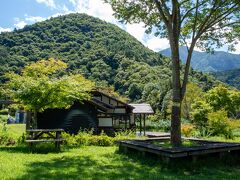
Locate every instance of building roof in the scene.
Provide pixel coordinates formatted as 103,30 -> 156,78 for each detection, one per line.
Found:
92,90 -> 134,109
128,103 -> 154,114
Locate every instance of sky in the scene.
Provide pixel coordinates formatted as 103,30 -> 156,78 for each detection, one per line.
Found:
0,0 -> 239,54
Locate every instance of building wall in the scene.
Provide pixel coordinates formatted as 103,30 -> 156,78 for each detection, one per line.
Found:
37,102 -> 98,134
98,117 -> 113,127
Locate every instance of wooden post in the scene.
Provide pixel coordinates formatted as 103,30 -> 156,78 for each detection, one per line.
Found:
125,116 -> 127,129
139,114 -> 142,135
143,114 -> 146,136
26,111 -> 32,130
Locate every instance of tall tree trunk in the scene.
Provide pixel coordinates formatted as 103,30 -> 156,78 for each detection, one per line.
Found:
169,36 -> 182,147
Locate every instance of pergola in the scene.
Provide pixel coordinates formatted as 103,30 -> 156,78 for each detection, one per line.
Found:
129,103 -> 154,136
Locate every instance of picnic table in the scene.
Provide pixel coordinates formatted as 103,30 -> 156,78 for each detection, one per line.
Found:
26,129 -> 65,150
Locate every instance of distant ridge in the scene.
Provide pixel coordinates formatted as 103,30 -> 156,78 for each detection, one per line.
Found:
160,46 -> 240,72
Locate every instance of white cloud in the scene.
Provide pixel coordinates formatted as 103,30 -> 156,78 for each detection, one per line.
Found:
36,0 -> 56,9
14,20 -> 27,29
25,16 -> 46,23
0,27 -> 12,33
68,0 -> 116,23
125,23 -> 146,42
145,37 -> 169,52
62,4 -> 70,13
234,43 -> 240,54
68,0 -> 153,48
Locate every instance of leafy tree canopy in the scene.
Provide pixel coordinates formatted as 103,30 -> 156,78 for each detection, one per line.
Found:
3,58 -> 95,112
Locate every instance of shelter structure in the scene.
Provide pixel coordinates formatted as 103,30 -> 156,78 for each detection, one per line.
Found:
37,91 -> 154,135
129,103 -> 154,136
0,91 -> 154,136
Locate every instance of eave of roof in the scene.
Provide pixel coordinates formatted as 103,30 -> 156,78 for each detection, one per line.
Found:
128,103 -> 154,114
91,90 -> 134,109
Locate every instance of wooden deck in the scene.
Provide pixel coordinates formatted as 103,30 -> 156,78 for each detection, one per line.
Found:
117,138 -> 240,159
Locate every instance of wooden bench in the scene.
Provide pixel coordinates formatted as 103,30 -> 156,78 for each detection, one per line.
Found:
26,129 -> 65,150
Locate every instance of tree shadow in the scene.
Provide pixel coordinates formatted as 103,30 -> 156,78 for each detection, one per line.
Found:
0,144 -> 66,154
15,148 -> 240,179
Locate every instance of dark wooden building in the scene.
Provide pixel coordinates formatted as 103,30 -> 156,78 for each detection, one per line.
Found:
0,91 -> 154,135
37,91 -> 137,135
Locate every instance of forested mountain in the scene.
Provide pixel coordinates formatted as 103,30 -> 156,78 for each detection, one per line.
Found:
212,69 -> 240,90
160,47 -> 240,72
0,13 -> 217,112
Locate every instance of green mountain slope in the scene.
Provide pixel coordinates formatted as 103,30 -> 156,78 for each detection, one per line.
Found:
212,68 -> 240,89
0,13 -> 216,104
160,47 -> 240,72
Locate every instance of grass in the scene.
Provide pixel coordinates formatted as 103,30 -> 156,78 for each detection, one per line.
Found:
0,124 -> 240,179
150,139 -> 199,148
1,145 -> 240,180
6,124 -> 26,139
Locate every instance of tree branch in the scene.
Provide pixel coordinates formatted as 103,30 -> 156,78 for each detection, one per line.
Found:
159,0 -> 171,18
180,0 -> 206,24
154,0 -> 169,26
202,4 -> 239,34
192,0 -> 199,40
181,40 -> 197,99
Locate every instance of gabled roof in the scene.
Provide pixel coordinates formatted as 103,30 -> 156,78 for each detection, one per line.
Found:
128,103 -> 154,114
87,100 -> 110,112
91,90 -> 134,109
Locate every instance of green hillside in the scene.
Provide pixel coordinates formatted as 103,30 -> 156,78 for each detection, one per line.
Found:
212,68 -> 240,89
0,13 -> 216,106
161,47 -> 240,72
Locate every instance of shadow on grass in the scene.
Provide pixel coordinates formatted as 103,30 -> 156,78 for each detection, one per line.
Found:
0,144 -> 65,154
15,147 -> 240,179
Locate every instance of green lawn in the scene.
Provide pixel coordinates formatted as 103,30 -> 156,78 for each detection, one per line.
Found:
1,124 -> 240,179
6,124 -> 26,139
0,145 -> 240,179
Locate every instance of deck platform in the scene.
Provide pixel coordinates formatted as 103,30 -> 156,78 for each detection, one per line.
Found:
117,137 -> 240,159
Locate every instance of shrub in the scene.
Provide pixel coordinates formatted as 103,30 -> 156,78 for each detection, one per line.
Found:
181,124 -> 195,137
228,119 -> 240,130
153,119 -> 171,132
63,129 -> 139,147
191,100 -> 212,135
207,110 -> 233,139
0,115 -> 7,123
0,109 -> 8,115
0,123 -> 16,145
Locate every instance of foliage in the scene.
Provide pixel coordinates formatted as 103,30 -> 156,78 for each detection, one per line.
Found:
228,119 -> 240,130
207,110 -> 233,139
4,58 -> 94,112
205,84 -> 240,117
0,123 -> 16,145
181,83 -> 204,119
0,115 -> 7,123
191,100 -> 212,135
161,47 -> 240,72
181,124 -> 195,137
213,68 -> 240,90
63,129 -> 138,147
147,119 -> 171,132
0,108 -> 8,115
106,0 -> 240,145
0,13 -> 217,116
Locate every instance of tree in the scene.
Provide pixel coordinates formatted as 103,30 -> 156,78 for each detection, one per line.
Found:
181,83 -> 203,119
105,0 -> 240,146
205,84 -> 240,117
4,58 -> 94,128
